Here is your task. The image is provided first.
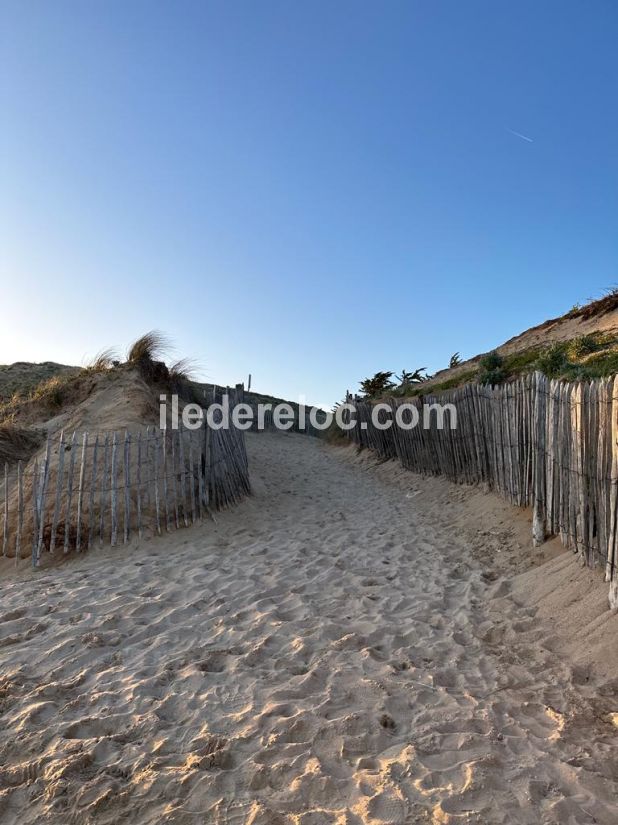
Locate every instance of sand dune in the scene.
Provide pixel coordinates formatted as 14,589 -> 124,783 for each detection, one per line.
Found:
0,432 -> 616,824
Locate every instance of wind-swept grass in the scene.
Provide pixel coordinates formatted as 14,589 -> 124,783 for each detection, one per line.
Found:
84,347 -> 119,373
127,331 -> 171,365
169,358 -> 199,383
127,331 -> 172,383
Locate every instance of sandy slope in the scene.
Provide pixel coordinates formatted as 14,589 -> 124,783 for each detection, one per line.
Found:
0,432 -> 616,824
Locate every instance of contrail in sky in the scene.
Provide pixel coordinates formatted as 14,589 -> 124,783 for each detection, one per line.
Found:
506,127 -> 534,143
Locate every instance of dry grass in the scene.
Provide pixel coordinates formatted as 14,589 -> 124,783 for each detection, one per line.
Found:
0,370 -> 102,423
169,358 -> 199,383
0,362 -> 78,404
126,331 -> 172,384
127,331 -> 171,365
84,347 -> 119,372
567,287 -> 618,321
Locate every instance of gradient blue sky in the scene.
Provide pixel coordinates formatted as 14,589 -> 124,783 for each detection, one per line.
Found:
1,1 -> 617,407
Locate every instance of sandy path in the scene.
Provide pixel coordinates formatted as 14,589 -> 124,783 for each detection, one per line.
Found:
0,432 -> 616,824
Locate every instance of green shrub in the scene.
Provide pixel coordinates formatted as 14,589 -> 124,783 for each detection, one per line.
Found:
359,371 -> 395,398
535,343 -> 569,378
566,335 -> 598,360
478,351 -> 506,385
503,348 -> 541,376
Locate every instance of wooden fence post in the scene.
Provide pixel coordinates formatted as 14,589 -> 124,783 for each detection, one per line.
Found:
111,432 -> 118,546
3,463 -> 9,557
15,460 -> 23,565
75,432 -> 88,552
87,435 -> 99,550
99,434 -> 110,547
123,431 -> 131,544
63,432 -> 77,554
136,431 -> 143,539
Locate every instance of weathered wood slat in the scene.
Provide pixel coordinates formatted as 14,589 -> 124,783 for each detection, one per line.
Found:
171,430 -> 180,529
153,429 -> 162,535
123,431 -> 131,544
31,458 -> 39,567
63,433 -> 78,554
136,431 -> 143,539
99,434 -> 110,547
162,430 -> 170,531
49,432 -> 65,555
2,463 -> 8,557
35,435 -> 52,565
111,432 -> 118,546
15,460 -> 23,565
178,429 -> 189,528
75,432 -> 88,553
87,435 -> 99,550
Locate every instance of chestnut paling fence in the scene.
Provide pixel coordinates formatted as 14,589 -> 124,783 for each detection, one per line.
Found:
1,388 -> 250,568
344,372 -> 618,606
247,403 -> 328,437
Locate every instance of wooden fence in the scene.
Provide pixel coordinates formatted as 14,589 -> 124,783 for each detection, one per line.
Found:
205,384 -> 328,437
247,403 -> 328,437
344,372 -> 618,608
1,391 -> 250,568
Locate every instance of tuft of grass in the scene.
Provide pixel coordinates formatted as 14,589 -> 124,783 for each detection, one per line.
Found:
84,347 -> 119,373
127,331 -> 171,383
31,374 -> 73,408
566,334 -> 601,360
564,286 -> 618,322
127,331 -> 171,365
169,358 -> 199,384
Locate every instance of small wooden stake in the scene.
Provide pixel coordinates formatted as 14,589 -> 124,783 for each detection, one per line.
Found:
99,434 -> 110,546
15,460 -> 23,565
178,428 -> 189,527
31,458 -> 39,567
171,430 -> 179,529
188,430 -> 197,524
111,432 -> 118,546
63,432 -> 77,554
75,432 -> 88,552
49,432 -> 65,555
136,431 -> 143,539
87,435 -> 99,550
3,463 -> 9,557
35,435 -> 52,564
123,431 -> 131,544
162,430 -> 170,531
153,429 -> 162,535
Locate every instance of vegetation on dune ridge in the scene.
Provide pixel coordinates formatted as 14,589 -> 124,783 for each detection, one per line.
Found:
352,288 -> 618,402
357,332 -> 618,402
0,331 -> 197,425
0,362 -> 79,404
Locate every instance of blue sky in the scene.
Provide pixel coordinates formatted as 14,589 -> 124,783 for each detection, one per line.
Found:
1,1 -> 617,407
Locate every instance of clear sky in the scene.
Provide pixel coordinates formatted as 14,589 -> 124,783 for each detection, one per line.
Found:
1,1 -> 617,408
